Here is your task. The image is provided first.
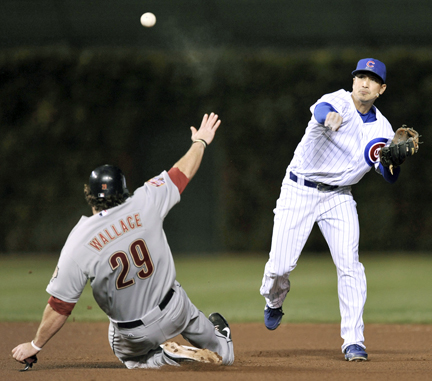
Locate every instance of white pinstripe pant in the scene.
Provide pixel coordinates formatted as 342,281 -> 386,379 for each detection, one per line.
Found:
260,177 -> 367,351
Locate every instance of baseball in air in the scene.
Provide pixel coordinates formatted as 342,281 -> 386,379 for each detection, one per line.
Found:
140,12 -> 156,28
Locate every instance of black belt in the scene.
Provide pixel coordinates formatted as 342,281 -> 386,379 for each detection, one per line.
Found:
117,288 -> 175,329
289,172 -> 338,191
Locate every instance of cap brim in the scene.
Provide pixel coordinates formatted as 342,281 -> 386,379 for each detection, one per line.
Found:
351,69 -> 385,83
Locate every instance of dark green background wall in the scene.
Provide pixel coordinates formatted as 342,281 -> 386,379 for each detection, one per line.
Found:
2,1 -> 432,49
1,1 -> 432,254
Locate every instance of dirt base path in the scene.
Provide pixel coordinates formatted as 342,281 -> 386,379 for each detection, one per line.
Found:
1,322 -> 431,380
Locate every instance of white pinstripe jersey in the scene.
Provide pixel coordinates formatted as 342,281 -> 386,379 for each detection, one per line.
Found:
288,89 -> 394,186
46,171 -> 180,322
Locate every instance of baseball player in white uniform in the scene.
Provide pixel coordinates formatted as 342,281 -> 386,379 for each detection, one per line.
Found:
260,59 -> 399,361
12,112 -> 234,370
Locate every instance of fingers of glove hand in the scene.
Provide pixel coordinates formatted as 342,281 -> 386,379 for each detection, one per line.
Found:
406,139 -> 417,155
389,144 -> 399,165
390,143 -> 406,165
407,129 -> 417,139
379,147 -> 392,167
324,112 -> 343,131
394,126 -> 420,146
399,142 -> 408,161
394,129 -> 408,143
407,135 -> 420,152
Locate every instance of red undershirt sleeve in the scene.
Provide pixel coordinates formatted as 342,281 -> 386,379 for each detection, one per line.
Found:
48,296 -> 76,316
168,167 -> 189,194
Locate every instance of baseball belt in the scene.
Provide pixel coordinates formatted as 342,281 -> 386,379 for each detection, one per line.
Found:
117,288 -> 175,329
289,172 -> 338,192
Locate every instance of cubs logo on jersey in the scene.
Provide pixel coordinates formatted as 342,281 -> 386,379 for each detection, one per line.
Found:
364,137 -> 387,166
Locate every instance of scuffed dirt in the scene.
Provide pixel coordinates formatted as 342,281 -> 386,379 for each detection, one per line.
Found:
1,322 -> 431,380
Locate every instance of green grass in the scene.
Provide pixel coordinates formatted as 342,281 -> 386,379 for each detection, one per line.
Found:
1,253 -> 431,323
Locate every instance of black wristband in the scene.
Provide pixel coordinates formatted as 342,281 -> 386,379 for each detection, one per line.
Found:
192,139 -> 208,148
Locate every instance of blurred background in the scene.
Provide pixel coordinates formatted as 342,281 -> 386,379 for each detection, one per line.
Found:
1,0 -> 432,255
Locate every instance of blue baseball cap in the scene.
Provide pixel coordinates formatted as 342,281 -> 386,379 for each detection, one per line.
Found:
351,58 -> 386,83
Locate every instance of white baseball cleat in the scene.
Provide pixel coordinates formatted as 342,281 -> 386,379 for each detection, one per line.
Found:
162,342 -> 222,364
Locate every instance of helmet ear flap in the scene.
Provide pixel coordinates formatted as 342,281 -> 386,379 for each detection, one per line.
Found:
89,165 -> 129,199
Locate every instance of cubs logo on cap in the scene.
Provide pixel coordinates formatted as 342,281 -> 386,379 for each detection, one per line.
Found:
352,58 -> 386,83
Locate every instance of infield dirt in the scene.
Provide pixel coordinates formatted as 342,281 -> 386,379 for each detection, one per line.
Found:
1,322 -> 431,380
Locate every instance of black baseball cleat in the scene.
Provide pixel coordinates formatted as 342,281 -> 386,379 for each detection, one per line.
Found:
208,312 -> 232,340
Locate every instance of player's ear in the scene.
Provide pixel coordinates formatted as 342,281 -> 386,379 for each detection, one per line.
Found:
379,83 -> 387,96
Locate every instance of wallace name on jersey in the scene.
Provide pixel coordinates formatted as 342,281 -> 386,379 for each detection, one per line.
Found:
88,213 -> 143,251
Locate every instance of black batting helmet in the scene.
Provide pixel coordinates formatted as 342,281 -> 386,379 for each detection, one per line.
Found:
88,165 -> 129,199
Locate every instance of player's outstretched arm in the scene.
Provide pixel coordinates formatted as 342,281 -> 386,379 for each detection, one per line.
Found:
12,304 -> 68,363
173,113 -> 221,180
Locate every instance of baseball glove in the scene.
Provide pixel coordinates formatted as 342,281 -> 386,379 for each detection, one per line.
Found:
379,125 -> 421,174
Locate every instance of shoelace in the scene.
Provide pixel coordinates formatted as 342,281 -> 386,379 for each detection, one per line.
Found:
347,345 -> 364,352
267,307 -> 283,317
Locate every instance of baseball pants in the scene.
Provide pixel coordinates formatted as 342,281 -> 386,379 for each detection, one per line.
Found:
109,281 -> 234,368
260,176 -> 367,351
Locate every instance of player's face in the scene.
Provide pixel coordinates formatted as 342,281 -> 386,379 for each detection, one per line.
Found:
352,74 -> 386,104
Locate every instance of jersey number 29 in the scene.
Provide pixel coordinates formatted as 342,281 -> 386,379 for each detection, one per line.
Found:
109,239 -> 154,290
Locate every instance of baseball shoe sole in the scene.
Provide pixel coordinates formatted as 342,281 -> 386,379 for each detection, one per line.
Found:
162,342 -> 222,364
344,344 -> 368,361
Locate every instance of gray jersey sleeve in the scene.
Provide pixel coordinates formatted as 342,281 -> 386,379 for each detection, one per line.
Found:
137,170 -> 180,219
46,249 -> 88,303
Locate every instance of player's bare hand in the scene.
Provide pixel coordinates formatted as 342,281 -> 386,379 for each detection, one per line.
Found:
190,113 -> 221,146
12,342 -> 39,363
324,112 -> 343,132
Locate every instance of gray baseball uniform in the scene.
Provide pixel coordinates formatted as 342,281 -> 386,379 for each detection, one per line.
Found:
47,170 -> 233,368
